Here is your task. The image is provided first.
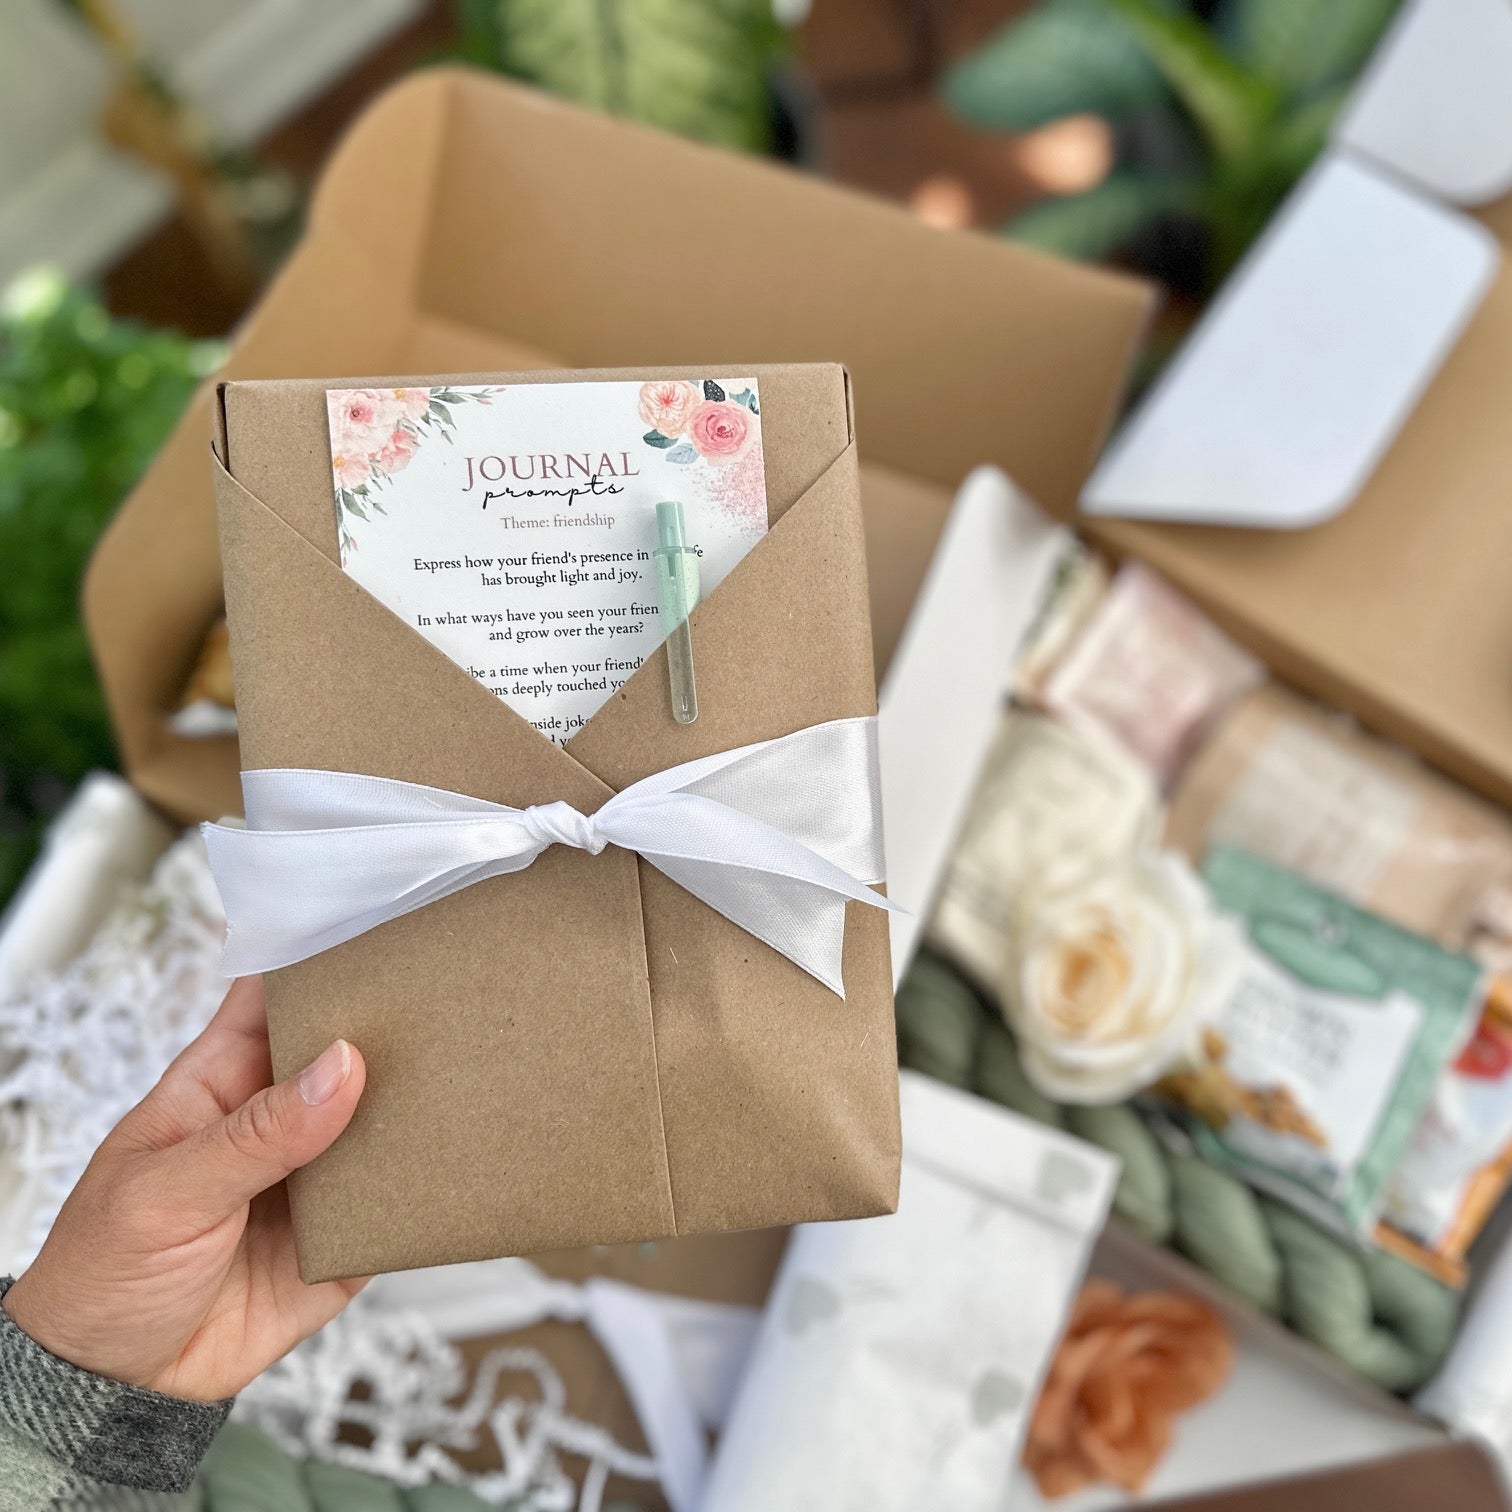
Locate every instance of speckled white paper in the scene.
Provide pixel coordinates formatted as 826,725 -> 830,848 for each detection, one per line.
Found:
702,1071 -> 1118,1510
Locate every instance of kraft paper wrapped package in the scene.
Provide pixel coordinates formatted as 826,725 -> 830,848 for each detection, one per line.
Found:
700,1071 -> 1118,1512
210,363 -> 902,1282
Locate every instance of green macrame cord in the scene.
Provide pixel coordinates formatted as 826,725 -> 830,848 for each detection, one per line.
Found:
896,951 -> 1461,1393
200,1422 -> 650,1511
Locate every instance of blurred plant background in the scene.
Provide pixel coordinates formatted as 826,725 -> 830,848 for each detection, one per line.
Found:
449,0 -> 791,153
943,0 -> 1401,296
0,0 -> 1405,908
0,269 -> 220,897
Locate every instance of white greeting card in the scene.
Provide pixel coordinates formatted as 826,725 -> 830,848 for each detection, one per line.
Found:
325,377 -> 768,741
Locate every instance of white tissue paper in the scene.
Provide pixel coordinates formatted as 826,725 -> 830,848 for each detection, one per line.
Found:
0,772 -> 173,996
702,1070 -> 1118,1511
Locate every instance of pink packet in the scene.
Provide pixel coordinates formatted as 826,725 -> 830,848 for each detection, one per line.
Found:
1042,563 -> 1262,787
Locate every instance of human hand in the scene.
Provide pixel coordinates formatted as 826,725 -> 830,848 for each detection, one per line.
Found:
2,976 -> 367,1401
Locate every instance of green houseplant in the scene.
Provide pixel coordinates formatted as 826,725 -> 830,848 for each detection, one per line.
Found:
451,0 -> 790,155
943,0 -> 1402,295
0,270 -> 220,902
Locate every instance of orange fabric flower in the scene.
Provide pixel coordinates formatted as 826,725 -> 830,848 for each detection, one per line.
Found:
1026,1281 -> 1232,1499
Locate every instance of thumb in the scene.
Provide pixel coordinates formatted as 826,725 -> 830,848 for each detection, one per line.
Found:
167,1040 -> 366,1225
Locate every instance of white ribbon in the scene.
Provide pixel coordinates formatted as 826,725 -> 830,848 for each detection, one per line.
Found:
203,715 -> 898,997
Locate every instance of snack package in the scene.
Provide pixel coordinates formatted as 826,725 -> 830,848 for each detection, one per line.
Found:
926,711 -> 1162,992
1168,848 -> 1484,1238
1384,979 -> 1512,1273
1168,685 -> 1512,954
1040,562 -> 1262,788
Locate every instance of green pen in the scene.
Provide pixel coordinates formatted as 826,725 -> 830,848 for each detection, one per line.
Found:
653,500 -> 700,724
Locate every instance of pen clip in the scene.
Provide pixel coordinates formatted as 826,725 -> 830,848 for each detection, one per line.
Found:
654,500 -> 700,725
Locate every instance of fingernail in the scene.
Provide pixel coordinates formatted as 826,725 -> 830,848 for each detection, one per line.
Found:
298,1040 -> 351,1106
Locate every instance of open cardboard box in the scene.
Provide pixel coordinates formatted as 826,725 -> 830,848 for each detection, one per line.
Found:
80,64 -> 1148,1509
82,67 -> 1148,828
78,48 -> 1512,1510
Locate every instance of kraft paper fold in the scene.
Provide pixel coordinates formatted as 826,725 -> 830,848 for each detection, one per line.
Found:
211,363 -> 900,1281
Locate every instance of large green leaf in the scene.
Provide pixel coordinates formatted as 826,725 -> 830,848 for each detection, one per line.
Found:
1109,0 -> 1281,161
941,0 -> 1174,133
1217,0 -> 1401,96
1005,171 -> 1193,262
490,0 -> 783,152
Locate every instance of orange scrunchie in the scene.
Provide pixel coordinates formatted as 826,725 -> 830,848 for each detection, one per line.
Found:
1026,1281 -> 1233,1499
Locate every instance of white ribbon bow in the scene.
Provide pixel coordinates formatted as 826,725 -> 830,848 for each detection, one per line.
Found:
203,715 -> 897,996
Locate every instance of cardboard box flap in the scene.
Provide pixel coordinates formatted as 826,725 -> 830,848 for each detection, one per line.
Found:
1338,0 -> 1512,207
1083,0 -> 1512,535
84,68 -> 1151,838
81,234 -> 432,825
303,68 -> 453,291
1082,155 -> 1499,530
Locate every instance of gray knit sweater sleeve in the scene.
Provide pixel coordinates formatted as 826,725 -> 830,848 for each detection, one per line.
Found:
0,1276 -> 230,1510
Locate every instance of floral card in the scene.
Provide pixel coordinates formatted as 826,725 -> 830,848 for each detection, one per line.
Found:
325,377 -> 768,741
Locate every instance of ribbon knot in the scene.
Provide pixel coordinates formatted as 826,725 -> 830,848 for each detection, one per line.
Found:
523,800 -> 605,856
203,715 -> 900,997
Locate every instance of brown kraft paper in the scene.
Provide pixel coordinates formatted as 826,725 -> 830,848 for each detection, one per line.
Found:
210,362 -> 900,1283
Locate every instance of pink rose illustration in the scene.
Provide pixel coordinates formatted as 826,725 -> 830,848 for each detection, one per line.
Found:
333,449 -> 371,489
638,380 -> 702,437
331,388 -> 399,453
688,400 -> 754,464
390,387 -> 433,423
374,426 -> 419,476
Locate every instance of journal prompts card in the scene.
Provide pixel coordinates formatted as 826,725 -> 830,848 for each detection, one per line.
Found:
325,377 -> 768,741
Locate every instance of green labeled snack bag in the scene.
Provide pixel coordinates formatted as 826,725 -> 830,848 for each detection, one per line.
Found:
1179,847 -> 1484,1237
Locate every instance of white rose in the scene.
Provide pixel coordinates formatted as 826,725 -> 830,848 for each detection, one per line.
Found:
1002,850 -> 1242,1105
